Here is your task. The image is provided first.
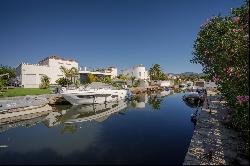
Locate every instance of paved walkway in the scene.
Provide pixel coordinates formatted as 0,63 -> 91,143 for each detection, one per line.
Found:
183,91 -> 249,165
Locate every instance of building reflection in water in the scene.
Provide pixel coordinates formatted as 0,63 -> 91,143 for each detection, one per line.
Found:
0,100 -> 128,134
130,90 -> 173,110
0,91 -> 173,134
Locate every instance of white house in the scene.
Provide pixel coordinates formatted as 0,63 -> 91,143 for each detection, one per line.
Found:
78,66 -> 118,83
121,64 -> 149,80
16,55 -> 78,88
95,66 -> 118,79
155,80 -> 174,87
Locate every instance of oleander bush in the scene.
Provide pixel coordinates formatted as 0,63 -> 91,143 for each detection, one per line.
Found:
191,0 -> 249,148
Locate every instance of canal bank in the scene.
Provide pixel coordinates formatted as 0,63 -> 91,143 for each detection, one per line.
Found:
183,91 -> 249,165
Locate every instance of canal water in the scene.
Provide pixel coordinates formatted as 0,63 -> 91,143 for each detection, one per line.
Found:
0,92 -> 198,165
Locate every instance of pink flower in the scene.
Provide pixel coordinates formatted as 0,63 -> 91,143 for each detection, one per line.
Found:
213,74 -> 221,82
232,29 -> 237,33
232,17 -> 240,23
236,96 -> 249,103
236,72 -> 241,78
232,27 -> 244,33
223,67 -> 234,76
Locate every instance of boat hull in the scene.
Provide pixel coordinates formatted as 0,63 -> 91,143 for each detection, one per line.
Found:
62,89 -> 129,105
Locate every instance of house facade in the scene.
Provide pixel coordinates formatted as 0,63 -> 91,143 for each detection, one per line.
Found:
78,66 -> 118,83
121,64 -> 149,80
16,55 -> 78,88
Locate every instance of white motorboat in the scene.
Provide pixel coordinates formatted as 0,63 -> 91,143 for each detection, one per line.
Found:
63,100 -> 128,123
60,83 -> 131,105
43,100 -> 128,126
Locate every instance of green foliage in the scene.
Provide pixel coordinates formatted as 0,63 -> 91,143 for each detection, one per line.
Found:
133,80 -> 140,87
74,79 -> 81,88
86,73 -> 98,83
56,77 -> 71,87
0,65 -> 16,90
60,66 -> 79,86
191,1 -> 249,145
102,76 -> 112,84
0,88 -> 51,97
40,75 -> 50,89
0,65 -> 16,78
158,72 -> 166,81
148,96 -> 163,110
130,76 -> 136,86
0,79 -> 6,91
149,64 -> 165,80
118,74 -> 129,80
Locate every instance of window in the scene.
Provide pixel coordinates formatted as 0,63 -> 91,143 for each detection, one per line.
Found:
139,72 -> 141,77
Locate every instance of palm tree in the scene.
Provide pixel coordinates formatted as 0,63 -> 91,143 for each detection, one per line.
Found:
69,67 -> 78,84
149,64 -> 161,80
130,76 -> 136,86
40,75 -> 50,89
118,74 -> 129,80
60,66 -> 79,87
60,66 -> 70,80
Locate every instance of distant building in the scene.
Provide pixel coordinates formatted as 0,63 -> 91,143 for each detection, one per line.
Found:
121,64 -> 149,80
166,73 -> 177,80
79,66 -> 118,83
94,66 -> 118,79
155,80 -> 174,87
16,55 -> 78,88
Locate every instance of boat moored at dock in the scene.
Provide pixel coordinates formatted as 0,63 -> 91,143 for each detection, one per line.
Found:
60,83 -> 132,105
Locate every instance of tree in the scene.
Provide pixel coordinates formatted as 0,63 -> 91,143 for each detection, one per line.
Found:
0,65 -> 16,78
86,73 -> 97,83
102,76 -> 112,84
40,75 -> 50,89
130,76 -> 136,86
149,64 -> 165,80
74,80 -> 81,88
0,65 -> 16,89
60,66 -> 79,86
56,77 -> 71,87
148,96 -> 163,110
133,79 -> 140,87
158,71 -> 166,81
118,74 -> 129,80
0,79 -> 6,91
191,0 -> 249,144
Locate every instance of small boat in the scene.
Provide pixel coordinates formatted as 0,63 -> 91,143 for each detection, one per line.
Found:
60,83 -> 132,105
183,92 -> 204,107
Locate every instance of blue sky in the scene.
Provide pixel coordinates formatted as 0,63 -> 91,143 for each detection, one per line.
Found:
0,0 -> 243,74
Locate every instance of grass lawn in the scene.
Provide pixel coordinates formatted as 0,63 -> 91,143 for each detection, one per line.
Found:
0,88 -> 51,98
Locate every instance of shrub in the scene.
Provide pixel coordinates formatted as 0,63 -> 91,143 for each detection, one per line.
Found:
40,75 -> 50,89
56,77 -> 71,87
191,0 -> 249,149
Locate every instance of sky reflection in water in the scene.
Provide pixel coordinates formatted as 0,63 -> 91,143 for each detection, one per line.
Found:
0,92 -> 198,165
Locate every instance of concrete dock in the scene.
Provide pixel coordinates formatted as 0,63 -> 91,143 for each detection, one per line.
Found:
183,91 -> 249,165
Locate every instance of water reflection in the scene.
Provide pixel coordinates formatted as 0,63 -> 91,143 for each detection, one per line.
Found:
0,106 -> 52,133
148,95 -> 163,110
130,90 -> 174,110
181,92 -> 203,128
0,92 -> 196,165
0,90 -> 181,134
